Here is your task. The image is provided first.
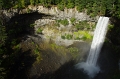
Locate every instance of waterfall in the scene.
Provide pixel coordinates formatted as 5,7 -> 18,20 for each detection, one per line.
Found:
87,17 -> 109,65
75,16 -> 109,78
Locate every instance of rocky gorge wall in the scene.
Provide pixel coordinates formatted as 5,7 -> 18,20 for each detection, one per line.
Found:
1,5 -> 99,22
0,5 -> 97,47
1,5 -> 120,79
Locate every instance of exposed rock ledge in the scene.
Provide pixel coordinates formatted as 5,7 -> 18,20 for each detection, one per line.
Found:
1,5 -> 99,22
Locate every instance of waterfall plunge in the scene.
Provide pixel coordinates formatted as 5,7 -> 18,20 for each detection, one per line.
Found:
75,17 -> 109,78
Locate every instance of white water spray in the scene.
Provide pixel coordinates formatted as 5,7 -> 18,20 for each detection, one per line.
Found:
76,17 -> 109,78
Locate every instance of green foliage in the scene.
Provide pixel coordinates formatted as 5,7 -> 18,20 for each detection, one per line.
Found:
108,24 -> 114,31
73,31 -> 92,41
61,34 -> 73,40
66,2 -> 75,9
1,0 -> 120,18
0,67 -> 5,79
75,37 -> 80,40
29,41 -> 42,62
58,19 -> 69,26
66,34 -> 73,40
75,23 -> 84,30
76,5 -> 83,12
26,8 -> 32,13
0,15 -> 7,79
50,43 -> 79,57
0,20 -> 7,47
30,0 -> 39,5
61,30 -> 92,41
70,17 -> 76,25
2,0 -> 12,9
0,0 -> 3,9
68,47 -> 78,58
75,21 -> 91,30
79,31 -> 93,41
30,23 -> 36,27
61,35 -> 65,39
34,48 -> 41,60
112,73 -> 120,79
17,0 -> 25,8
36,28 -> 42,34
58,3 -> 64,11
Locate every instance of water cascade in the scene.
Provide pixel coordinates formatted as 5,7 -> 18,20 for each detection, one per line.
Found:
76,17 -> 109,78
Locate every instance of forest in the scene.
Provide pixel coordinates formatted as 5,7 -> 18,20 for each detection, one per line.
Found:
0,0 -> 120,18
0,0 -> 120,79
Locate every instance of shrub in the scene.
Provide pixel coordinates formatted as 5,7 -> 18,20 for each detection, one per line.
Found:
36,28 -> 42,34
70,17 -> 76,25
30,23 -> 36,28
76,5 -> 84,12
87,8 -> 92,15
54,20 -> 60,27
58,3 -> 64,11
108,24 -> 114,31
66,34 -> 73,40
61,34 -> 73,40
79,31 -> 93,41
73,31 -> 92,41
66,2 -> 75,9
59,19 -> 69,26
75,23 -> 84,30
61,35 -> 66,39
56,19 -> 69,26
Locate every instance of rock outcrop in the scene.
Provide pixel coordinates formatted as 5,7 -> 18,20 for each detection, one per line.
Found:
1,5 -> 99,22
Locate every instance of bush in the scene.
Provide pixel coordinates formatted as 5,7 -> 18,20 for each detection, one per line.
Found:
66,34 -> 73,40
108,24 -> 114,31
61,35 -> 65,39
73,31 -> 92,41
66,2 -> 75,9
87,8 -> 92,15
59,19 -> 69,26
58,3 -> 64,11
70,17 -> 76,25
79,31 -> 93,41
36,28 -> 42,34
75,23 -> 84,30
0,22 -> 7,46
75,21 -> 91,30
76,5 -> 84,12
61,34 -> 73,40
90,12 -> 97,17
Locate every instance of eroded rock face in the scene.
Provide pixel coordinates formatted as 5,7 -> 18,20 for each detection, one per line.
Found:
1,5 -> 99,22
28,5 -> 99,21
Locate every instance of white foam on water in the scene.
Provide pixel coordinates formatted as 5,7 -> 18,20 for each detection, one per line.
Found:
75,62 -> 100,78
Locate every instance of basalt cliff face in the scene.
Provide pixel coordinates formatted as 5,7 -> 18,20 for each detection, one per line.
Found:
1,5 -> 99,22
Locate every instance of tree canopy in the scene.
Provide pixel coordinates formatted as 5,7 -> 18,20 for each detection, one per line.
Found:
0,0 -> 120,18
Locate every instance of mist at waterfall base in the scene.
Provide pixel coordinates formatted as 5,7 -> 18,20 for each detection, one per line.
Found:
75,17 -> 109,78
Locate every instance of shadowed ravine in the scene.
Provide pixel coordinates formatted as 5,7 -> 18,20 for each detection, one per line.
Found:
5,13 -> 119,79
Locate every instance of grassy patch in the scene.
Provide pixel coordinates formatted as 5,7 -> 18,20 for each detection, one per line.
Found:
60,31 -> 92,41
73,31 -> 93,41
